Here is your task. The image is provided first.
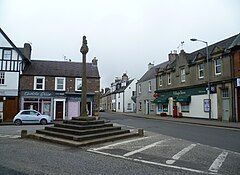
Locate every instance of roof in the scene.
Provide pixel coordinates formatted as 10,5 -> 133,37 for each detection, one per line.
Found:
137,61 -> 169,83
188,34 -> 239,62
23,60 -> 100,78
113,79 -> 135,94
0,28 -> 29,63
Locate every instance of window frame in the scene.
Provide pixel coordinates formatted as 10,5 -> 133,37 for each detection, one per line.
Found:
198,63 -> 204,79
180,68 -> 186,82
159,75 -> 163,87
167,73 -> 171,85
148,81 -> 152,92
55,77 -> 66,91
214,57 -> 222,75
75,78 -> 82,91
34,76 -> 45,90
3,49 -> 12,60
0,72 -> 5,85
138,84 -> 141,94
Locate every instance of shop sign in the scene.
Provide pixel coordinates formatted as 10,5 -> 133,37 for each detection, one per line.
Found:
22,91 -> 53,97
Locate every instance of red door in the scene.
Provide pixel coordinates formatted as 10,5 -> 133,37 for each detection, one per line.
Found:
55,101 -> 63,120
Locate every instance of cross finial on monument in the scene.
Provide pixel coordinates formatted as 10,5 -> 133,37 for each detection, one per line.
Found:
80,36 -> 89,54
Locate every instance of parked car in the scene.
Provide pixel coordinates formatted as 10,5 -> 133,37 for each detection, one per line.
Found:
13,110 -> 53,125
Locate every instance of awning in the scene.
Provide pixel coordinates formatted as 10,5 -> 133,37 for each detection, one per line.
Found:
176,95 -> 191,102
153,97 -> 168,104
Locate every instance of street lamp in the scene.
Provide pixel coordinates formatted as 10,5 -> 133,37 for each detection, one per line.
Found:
190,38 -> 211,120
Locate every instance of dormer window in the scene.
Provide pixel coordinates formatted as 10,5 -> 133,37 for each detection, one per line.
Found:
198,63 -> 204,79
180,68 -> 186,82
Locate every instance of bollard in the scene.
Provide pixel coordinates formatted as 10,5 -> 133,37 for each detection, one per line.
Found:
138,128 -> 144,137
21,130 -> 28,138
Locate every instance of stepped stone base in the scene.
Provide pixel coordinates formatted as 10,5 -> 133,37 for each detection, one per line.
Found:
28,116 -> 143,147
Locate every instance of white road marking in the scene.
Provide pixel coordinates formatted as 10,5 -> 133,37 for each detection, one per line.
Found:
166,144 -> 197,165
123,139 -> 169,157
209,151 -> 228,173
0,134 -> 20,138
88,149 -> 217,175
91,136 -> 153,151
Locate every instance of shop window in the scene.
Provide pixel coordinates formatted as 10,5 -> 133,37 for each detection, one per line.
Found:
34,76 -> 45,90
0,72 -> 5,85
215,57 -> 221,75
181,102 -> 190,112
163,104 -> 168,112
55,77 -> 65,91
75,78 -> 82,91
198,63 -> 204,79
158,103 -> 168,112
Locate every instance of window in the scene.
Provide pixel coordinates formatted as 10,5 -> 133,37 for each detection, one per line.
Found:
150,102 -> 155,111
198,63 -> 204,79
159,75 -> 163,87
180,68 -> 186,82
139,102 -> 142,110
3,50 -> 12,60
118,102 -> 120,110
34,76 -> 45,90
127,103 -> 132,110
138,84 -> 141,94
167,73 -> 171,85
222,89 -> 229,98
181,102 -> 189,112
118,93 -> 120,98
55,77 -> 65,91
0,72 -> 5,85
75,78 -> 82,91
148,81 -> 152,92
215,57 -> 221,75
158,103 -> 168,112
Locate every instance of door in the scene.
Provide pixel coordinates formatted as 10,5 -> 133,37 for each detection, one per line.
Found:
222,89 -> 229,121
3,97 -> 18,122
55,101 -> 63,120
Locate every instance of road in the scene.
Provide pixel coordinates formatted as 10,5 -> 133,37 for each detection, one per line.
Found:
99,112 -> 240,153
0,113 -> 240,175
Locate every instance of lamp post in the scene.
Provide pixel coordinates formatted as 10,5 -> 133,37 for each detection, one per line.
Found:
190,38 -> 211,120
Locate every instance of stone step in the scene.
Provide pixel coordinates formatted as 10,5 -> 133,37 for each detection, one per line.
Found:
54,123 -> 113,130
36,129 -> 130,141
44,126 -> 122,136
71,116 -> 97,121
29,132 -> 140,147
62,119 -> 105,125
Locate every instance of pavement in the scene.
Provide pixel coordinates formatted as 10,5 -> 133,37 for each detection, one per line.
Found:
1,113 -> 240,130
115,112 -> 240,130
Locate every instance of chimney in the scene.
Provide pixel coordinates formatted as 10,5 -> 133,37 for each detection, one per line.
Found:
92,57 -> 98,66
148,62 -> 154,70
23,43 -> 32,60
122,73 -> 128,81
168,50 -> 178,62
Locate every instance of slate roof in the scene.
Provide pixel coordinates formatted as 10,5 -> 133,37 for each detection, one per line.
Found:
23,60 -> 100,78
112,79 -> 135,94
137,61 -> 169,83
188,34 -> 239,63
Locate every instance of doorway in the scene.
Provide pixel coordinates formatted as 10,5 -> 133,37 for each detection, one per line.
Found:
55,101 -> 63,120
222,89 -> 230,121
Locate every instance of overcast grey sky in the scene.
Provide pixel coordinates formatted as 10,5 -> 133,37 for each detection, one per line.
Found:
1,0 -> 240,88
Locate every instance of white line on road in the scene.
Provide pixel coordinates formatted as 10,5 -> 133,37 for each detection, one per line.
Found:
209,151 -> 228,173
88,149 -> 217,175
166,144 -> 197,165
123,139 -> 169,157
90,136 -> 153,151
0,134 -> 20,138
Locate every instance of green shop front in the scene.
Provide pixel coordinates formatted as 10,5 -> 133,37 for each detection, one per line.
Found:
154,86 -> 217,119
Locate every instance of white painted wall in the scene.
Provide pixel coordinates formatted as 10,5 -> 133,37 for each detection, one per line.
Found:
182,94 -> 218,119
0,72 -> 19,96
124,79 -> 137,112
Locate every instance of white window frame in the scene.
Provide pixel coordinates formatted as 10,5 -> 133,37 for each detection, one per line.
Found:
0,72 -> 5,85
159,75 -> 163,87
167,73 -> 171,85
3,50 -> 12,60
198,63 -> 204,79
75,78 -> 82,91
138,84 -> 141,94
180,68 -> 186,82
148,81 -> 152,92
55,77 -> 66,91
215,57 -> 222,75
34,76 -> 45,90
